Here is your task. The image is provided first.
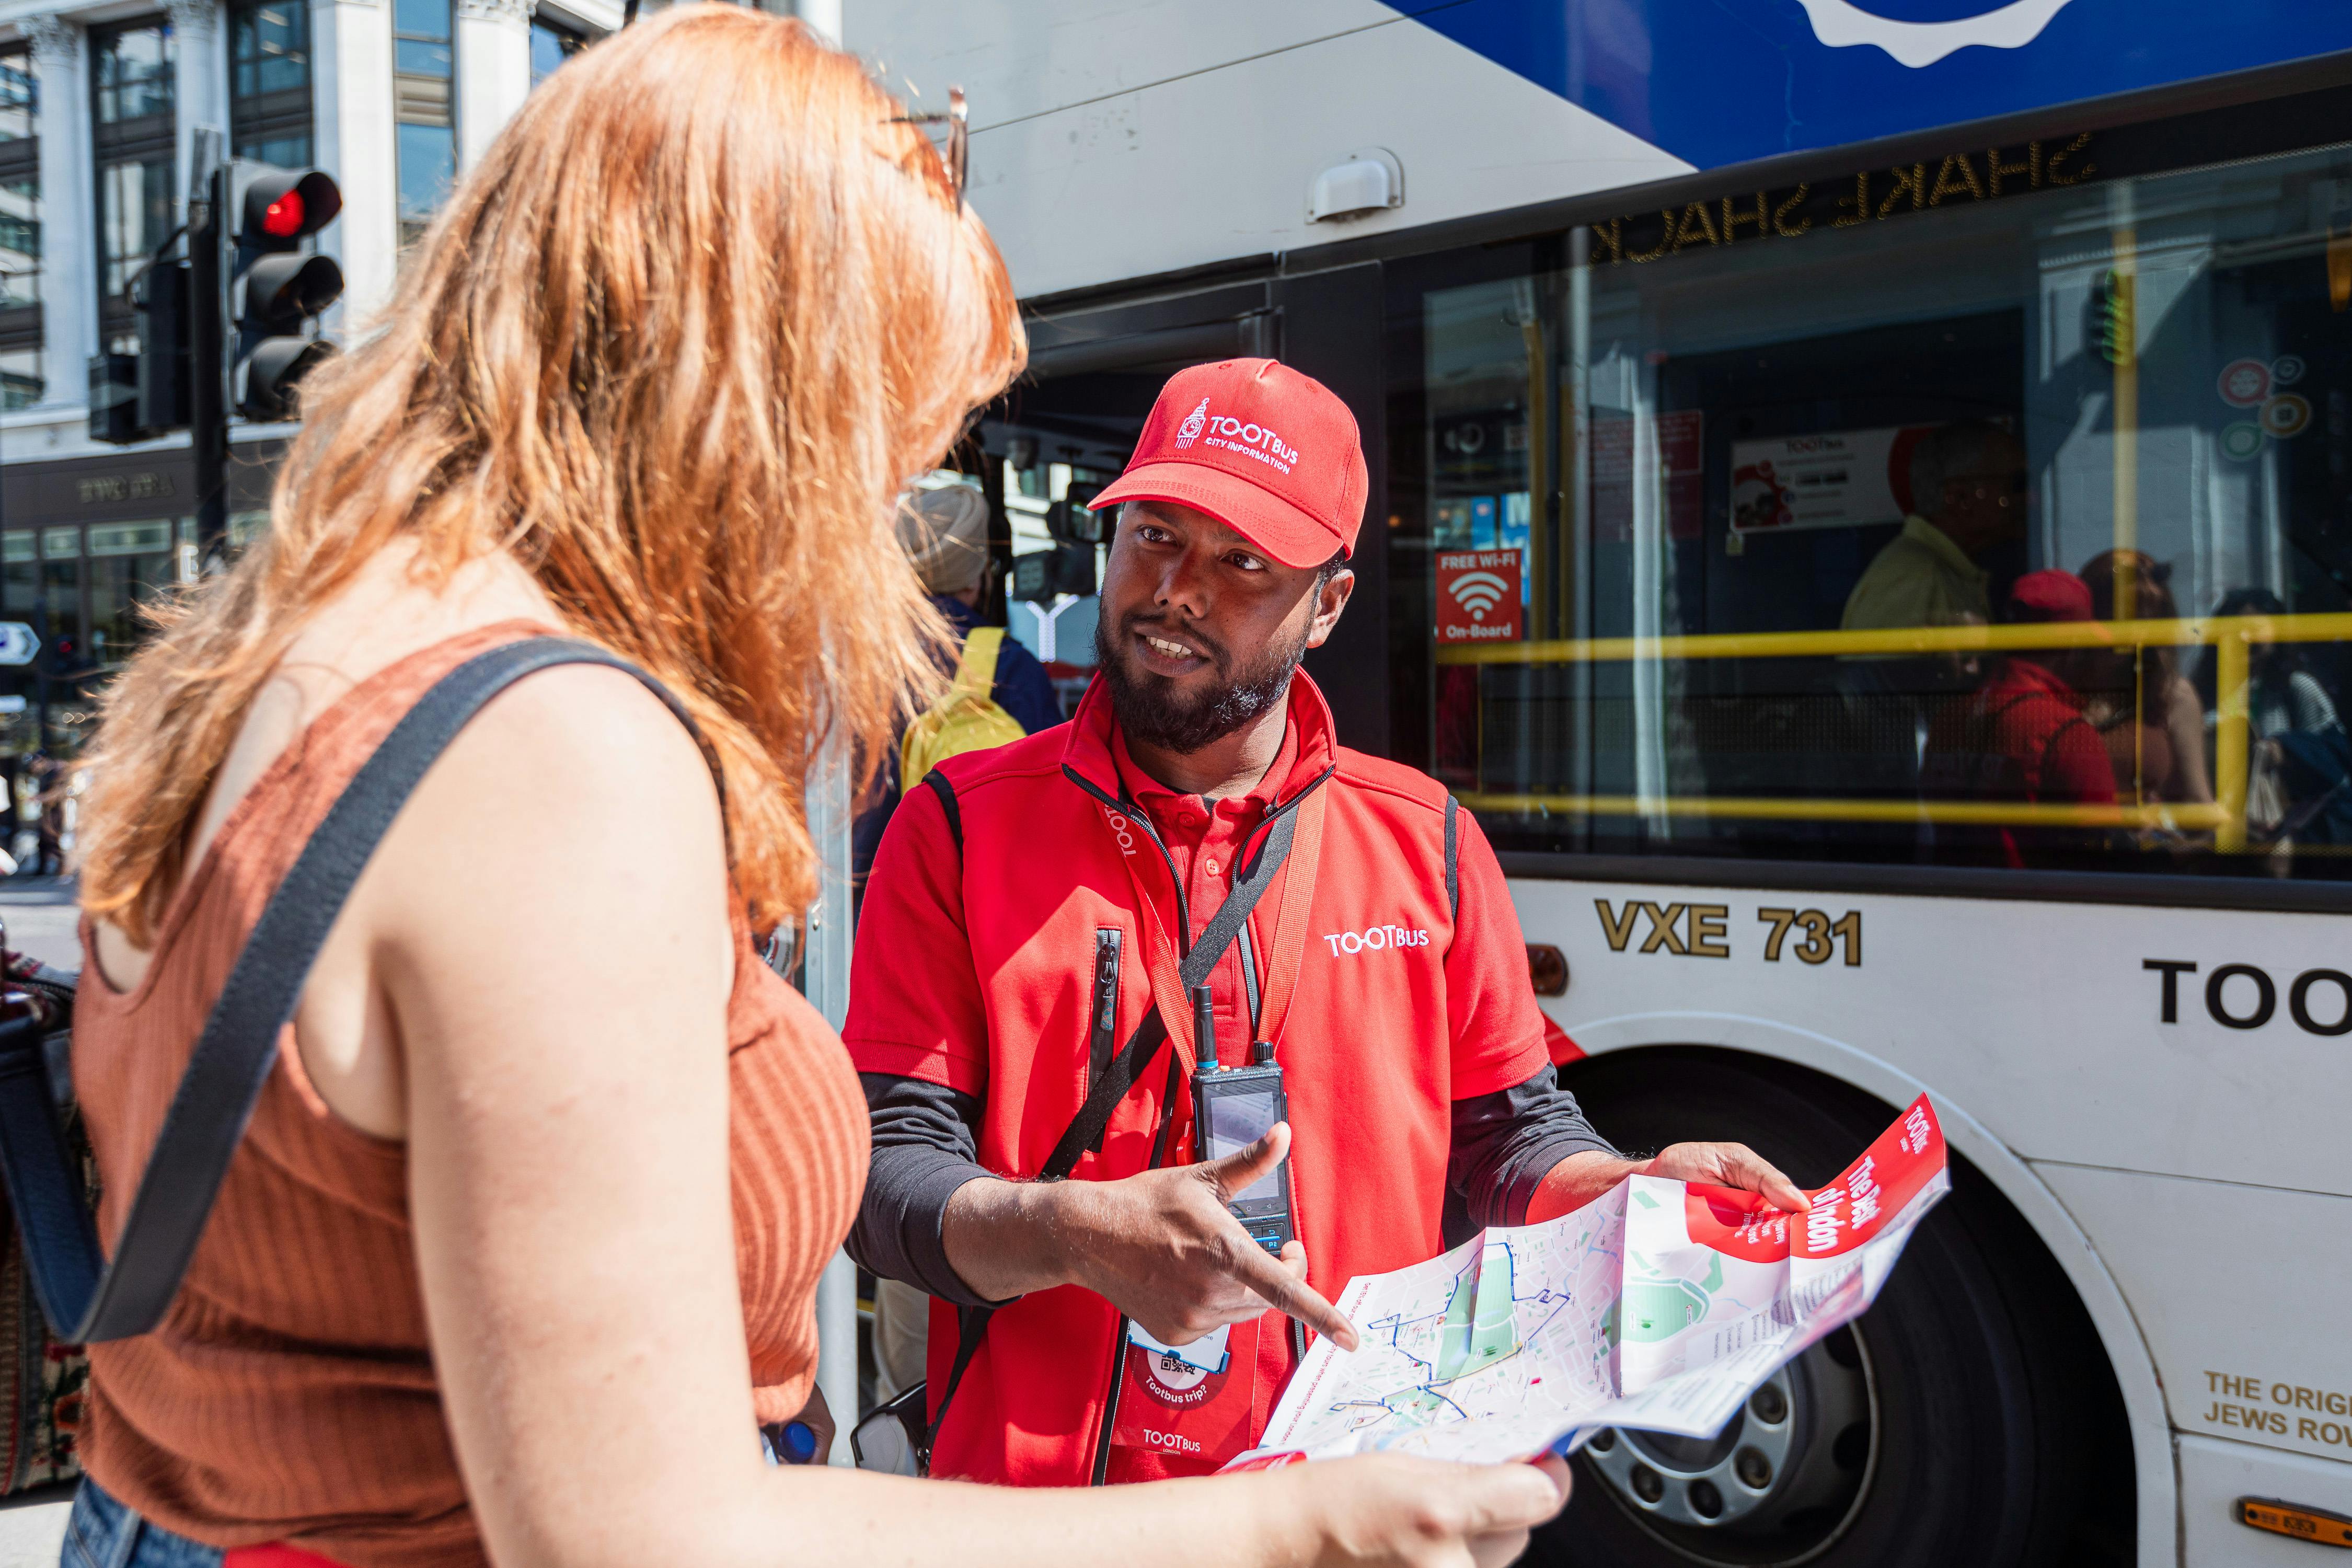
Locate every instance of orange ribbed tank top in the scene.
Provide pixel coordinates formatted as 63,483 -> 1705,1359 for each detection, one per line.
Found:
69,624 -> 869,1567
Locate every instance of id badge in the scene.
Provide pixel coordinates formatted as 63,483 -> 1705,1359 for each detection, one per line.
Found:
1111,1318 -> 1260,1469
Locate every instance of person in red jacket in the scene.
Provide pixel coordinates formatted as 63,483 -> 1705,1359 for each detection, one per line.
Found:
844,358 -> 1806,1488
1923,568 -> 2118,867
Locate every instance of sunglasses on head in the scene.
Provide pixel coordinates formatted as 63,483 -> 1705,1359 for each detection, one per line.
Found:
887,86 -> 968,212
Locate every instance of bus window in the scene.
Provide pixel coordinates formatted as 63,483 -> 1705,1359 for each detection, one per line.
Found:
1394,134 -> 2352,880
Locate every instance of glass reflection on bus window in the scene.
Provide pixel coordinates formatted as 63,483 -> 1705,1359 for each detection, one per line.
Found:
1401,137 -> 2352,879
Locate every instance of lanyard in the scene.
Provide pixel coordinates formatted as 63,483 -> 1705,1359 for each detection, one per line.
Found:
1074,764 -> 1331,1077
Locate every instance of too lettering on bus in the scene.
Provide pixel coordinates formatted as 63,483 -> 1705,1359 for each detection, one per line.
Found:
2143,959 -> 2352,1036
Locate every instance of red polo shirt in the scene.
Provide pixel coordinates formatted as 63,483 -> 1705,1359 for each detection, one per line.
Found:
844,671 -> 1547,1485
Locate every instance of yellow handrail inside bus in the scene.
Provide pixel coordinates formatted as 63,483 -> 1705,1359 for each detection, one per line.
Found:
1432,612 -> 2341,852
1455,794 -> 2229,832
1429,612 -> 2351,665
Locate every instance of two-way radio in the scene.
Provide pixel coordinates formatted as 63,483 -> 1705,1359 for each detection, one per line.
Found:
1187,984 -> 1296,1256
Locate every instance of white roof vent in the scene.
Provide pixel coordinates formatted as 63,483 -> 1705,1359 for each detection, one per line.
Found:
1307,148 -> 1403,224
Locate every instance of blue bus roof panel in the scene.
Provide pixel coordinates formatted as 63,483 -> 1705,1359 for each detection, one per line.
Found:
1392,0 -> 2352,172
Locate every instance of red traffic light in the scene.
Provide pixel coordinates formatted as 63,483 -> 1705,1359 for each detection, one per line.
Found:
236,165 -> 341,248
261,190 -> 304,238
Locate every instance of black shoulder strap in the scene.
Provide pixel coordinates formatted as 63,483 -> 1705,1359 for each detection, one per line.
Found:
920,769 -> 962,853
1444,794 -> 1461,924
0,637 -> 696,1343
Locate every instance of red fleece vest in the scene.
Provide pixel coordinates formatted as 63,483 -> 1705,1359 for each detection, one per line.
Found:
845,672 -> 1547,1486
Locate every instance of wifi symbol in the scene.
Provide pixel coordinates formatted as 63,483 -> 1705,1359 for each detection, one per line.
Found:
1449,572 -> 1510,621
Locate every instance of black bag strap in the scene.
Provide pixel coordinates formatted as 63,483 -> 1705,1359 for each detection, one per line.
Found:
920,769 -> 963,854
1444,794 -> 1460,924
926,788 -> 1308,1457
0,637 -> 697,1344
928,1298 -> 994,1458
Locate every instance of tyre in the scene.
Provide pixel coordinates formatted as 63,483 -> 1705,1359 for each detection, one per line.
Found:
1527,1048 -> 2133,1568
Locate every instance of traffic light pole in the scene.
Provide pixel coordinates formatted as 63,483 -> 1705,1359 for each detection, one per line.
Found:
191,164 -> 228,564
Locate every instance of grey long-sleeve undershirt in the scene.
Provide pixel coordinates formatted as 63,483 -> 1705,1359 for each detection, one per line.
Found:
846,1066 -> 1620,1308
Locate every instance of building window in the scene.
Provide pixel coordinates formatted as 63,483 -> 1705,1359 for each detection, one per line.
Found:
86,518 -> 179,667
229,0 -> 314,166
394,0 -> 454,248
90,19 -> 175,351
530,13 -> 587,88
0,45 -> 41,410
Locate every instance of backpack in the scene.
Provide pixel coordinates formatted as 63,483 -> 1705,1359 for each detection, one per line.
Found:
899,627 -> 1028,790
0,953 -> 86,1496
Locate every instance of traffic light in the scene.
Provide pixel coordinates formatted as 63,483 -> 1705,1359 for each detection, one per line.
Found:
88,258 -> 190,444
229,164 -> 342,420
86,351 -> 143,444
1012,543 -> 1096,601
1044,481 -> 1108,546
135,260 -> 191,432
2091,267 -> 2135,367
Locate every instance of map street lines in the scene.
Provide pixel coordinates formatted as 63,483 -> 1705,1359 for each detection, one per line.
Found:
1235,1094 -> 1951,1469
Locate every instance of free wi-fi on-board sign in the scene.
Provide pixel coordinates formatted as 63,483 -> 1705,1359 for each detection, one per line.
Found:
0,623 -> 39,667
1435,549 -> 1523,643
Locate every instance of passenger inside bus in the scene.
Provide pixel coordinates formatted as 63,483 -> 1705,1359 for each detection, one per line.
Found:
1920,570 -> 2116,867
2077,550 -> 2212,811
1840,421 -> 2024,633
2191,587 -> 2352,848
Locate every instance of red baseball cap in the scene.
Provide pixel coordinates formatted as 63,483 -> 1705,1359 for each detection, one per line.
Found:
2007,569 -> 2095,624
1088,359 -> 1368,568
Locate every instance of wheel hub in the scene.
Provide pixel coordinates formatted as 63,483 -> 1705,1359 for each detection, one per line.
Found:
1581,1327 -> 1878,1566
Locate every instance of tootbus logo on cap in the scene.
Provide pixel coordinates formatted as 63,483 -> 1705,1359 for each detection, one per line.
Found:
1196,412 -> 1301,475
1087,358 -> 1368,568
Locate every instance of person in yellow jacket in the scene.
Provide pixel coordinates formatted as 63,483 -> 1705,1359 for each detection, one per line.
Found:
856,482 -> 1065,1401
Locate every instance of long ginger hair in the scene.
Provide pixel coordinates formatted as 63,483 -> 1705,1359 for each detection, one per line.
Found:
78,4 -> 1024,945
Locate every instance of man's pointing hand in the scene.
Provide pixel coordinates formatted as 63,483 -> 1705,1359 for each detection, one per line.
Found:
941,1122 -> 1359,1351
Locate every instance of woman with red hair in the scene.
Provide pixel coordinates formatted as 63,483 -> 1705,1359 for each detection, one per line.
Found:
62,10 -> 1562,1566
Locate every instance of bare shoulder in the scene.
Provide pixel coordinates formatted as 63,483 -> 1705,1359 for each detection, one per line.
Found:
397,660 -> 723,876
356,656 -> 734,1097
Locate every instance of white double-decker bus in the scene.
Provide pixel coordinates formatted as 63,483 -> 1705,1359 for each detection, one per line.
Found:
850,5 -> 2352,1564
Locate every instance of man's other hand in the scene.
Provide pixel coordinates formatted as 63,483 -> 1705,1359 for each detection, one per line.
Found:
1527,1142 -> 1810,1223
1638,1142 -> 1809,1212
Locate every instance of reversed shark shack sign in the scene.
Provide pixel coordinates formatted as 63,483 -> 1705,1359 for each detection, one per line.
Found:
1436,549 -> 1523,643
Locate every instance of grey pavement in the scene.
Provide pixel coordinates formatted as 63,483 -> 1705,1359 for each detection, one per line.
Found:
0,1486 -> 70,1566
0,880 -> 79,1562
0,879 -> 82,972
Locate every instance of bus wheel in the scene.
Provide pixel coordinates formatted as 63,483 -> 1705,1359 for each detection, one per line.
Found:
1531,1048 -> 2131,1568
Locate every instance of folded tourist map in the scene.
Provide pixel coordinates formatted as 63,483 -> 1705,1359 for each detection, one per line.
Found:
1227,1094 -> 1950,1469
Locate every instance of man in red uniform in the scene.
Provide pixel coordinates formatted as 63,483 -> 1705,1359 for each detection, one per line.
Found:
845,359 -> 1805,1486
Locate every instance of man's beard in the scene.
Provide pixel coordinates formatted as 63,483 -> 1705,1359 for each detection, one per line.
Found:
1094,611 -> 1309,755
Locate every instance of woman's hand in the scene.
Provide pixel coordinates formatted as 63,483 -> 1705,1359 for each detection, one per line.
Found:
1292,1452 -> 1570,1568
1639,1142 -> 1809,1212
